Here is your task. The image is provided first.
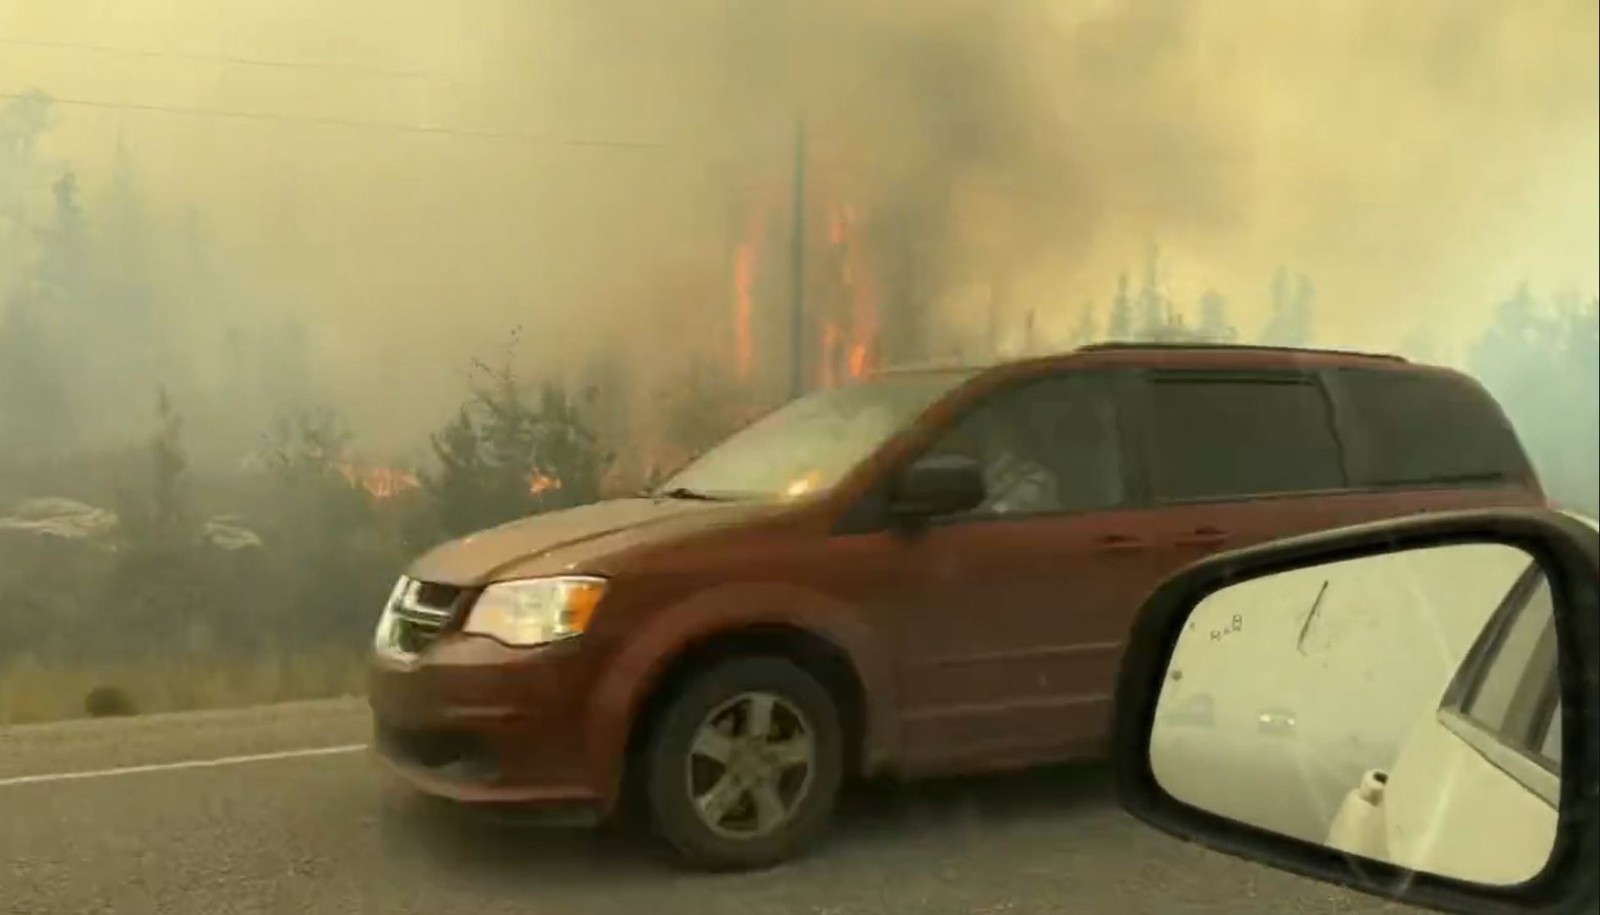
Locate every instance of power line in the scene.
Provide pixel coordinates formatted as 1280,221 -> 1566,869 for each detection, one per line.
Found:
0,88 -> 665,150
0,35 -> 454,85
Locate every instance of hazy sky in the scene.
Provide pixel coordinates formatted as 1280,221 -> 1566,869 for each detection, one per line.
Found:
2,0 -> 1597,449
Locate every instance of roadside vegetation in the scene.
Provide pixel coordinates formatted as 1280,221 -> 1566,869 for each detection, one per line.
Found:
4,269 -> 1589,725
2,91 -> 1595,725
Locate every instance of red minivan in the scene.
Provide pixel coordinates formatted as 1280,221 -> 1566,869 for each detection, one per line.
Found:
368,343 -> 1545,869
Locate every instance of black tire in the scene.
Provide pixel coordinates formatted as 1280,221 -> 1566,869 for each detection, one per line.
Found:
643,656 -> 845,871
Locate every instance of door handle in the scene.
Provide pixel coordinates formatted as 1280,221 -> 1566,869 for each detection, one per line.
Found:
1175,526 -> 1228,547
1096,533 -> 1148,551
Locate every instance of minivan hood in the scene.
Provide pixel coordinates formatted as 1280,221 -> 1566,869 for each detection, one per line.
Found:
406,497 -> 778,586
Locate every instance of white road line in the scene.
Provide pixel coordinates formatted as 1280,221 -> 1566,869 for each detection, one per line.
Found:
0,743 -> 369,789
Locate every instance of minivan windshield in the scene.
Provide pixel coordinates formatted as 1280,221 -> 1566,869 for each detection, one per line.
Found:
655,371 -> 975,500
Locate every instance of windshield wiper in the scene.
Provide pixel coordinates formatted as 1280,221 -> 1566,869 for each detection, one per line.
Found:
651,487 -> 728,502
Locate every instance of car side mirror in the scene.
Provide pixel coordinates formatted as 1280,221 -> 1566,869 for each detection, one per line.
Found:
888,454 -> 986,520
1111,507 -> 1600,914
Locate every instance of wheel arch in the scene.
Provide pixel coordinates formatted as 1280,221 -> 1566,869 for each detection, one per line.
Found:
585,584 -> 894,813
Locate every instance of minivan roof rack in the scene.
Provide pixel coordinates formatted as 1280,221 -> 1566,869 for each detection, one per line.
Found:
1074,341 -> 1408,362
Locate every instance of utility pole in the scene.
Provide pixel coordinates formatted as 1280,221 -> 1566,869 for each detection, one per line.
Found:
788,119 -> 807,400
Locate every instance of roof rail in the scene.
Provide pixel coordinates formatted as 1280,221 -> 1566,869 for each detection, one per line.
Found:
1074,341 -> 1408,362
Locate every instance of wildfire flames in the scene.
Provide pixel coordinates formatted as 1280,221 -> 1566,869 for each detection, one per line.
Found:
332,462 -> 561,501
335,462 -> 420,500
729,141 -> 881,393
832,200 -> 878,382
338,135 -> 883,508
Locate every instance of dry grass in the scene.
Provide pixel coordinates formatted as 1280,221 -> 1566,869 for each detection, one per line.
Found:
0,648 -> 368,726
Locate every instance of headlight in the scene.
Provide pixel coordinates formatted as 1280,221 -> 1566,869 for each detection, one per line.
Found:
373,575 -> 410,651
462,576 -> 608,647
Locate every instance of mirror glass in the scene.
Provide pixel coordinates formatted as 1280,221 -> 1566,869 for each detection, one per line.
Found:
1151,541 -> 1562,888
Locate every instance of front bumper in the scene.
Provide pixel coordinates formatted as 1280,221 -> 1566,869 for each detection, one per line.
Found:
368,634 -> 604,809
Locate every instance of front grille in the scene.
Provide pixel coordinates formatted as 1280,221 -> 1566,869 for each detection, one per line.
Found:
386,579 -> 466,654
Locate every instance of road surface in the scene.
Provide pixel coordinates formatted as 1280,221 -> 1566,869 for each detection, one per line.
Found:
1,698 -> 1412,915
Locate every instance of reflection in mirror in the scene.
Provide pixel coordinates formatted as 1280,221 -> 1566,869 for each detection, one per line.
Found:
1151,542 -> 1562,888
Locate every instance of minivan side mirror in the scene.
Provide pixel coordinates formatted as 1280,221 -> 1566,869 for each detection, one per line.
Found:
888,454 -> 986,520
1112,507 -> 1600,915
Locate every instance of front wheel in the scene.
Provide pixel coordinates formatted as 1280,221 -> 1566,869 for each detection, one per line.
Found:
644,656 -> 844,870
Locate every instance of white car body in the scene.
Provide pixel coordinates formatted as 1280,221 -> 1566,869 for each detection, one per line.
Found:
1324,511 -> 1594,884
1152,542 -> 1533,845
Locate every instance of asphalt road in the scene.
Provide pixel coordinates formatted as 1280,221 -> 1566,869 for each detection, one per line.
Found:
1,699 -> 1415,915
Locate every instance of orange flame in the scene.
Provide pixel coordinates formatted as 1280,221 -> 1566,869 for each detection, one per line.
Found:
732,201 -> 769,382
528,472 -> 561,496
834,201 -> 878,381
730,142 -> 882,392
847,342 -> 869,379
335,462 -> 421,500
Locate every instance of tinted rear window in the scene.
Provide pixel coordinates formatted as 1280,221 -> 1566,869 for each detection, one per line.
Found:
1334,369 -> 1531,488
1147,373 -> 1345,501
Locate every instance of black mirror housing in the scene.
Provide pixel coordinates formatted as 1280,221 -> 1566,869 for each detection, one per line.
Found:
1111,507 -> 1600,915
888,454 -> 986,520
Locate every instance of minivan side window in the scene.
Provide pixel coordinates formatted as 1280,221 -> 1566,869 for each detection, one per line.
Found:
1145,373 -> 1344,503
922,373 -> 1126,517
1334,368 -> 1532,488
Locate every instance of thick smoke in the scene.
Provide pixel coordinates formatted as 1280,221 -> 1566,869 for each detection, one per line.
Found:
696,0 -> 1598,349
1,0 -> 1596,451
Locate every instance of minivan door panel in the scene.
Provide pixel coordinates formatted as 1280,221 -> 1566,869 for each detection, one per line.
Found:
877,370 -> 1145,773
891,510 -> 1152,772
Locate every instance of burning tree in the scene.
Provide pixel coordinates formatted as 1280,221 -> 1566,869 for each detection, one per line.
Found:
415,347 -> 611,542
250,405 -> 413,647
724,135 -> 893,399
258,405 -> 394,537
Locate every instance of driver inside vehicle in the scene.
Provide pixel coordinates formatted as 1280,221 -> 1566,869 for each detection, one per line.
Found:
937,384 -> 1127,517
935,399 -> 1062,515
